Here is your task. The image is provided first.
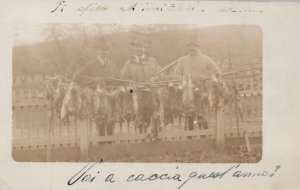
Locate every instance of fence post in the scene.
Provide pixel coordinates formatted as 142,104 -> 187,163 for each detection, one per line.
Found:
47,100 -> 54,162
216,101 -> 225,151
79,118 -> 89,161
159,101 -> 165,133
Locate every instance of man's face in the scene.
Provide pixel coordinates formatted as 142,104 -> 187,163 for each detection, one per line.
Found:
98,48 -> 109,58
133,45 -> 145,57
188,45 -> 200,56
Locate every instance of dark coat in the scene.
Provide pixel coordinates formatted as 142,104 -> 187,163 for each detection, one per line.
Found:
73,57 -> 119,88
121,56 -> 161,83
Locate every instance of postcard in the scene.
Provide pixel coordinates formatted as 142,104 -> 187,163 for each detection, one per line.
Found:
0,0 -> 300,189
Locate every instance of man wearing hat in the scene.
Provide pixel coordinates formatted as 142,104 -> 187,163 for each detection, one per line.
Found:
121,40 -> 161,82
174,39 -> 222,131
121,40 -> 161,140
73,39 -> 119,136
73,40 -> 119,87
174,40 -> 221,80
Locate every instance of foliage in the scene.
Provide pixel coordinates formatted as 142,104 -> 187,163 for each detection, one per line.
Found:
13,24 -> 262,77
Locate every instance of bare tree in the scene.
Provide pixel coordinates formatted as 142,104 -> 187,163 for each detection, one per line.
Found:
42,23 -> 89,78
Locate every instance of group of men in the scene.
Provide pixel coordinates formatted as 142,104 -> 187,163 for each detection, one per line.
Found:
72,38 -> 222,138
73,39 -> 221,86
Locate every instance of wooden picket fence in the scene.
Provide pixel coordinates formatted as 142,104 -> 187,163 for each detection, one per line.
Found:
12,70 -> 262,160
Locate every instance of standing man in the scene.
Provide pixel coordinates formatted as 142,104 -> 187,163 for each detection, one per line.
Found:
174,40 -> 222,130
73,40 -> 119,136
73,40 -> 119,87
121,41 -> 161,82
121,41 -> 161,139
174,40 -> 221,80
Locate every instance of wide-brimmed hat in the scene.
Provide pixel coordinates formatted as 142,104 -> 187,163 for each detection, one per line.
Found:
130,40 -> 147,48
94,38 -> 109,50
186,40 -> 201,48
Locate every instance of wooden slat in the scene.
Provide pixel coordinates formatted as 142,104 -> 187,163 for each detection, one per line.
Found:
159,127 -> 216,139
12,107 -> 17,139
216,107 -> 225,150
74,116 -> 78,137
79,119 -> 89,160
12,137 -> 79,148
12,74 -> 263,152
90,127 -> 216,143
225,126 -> 261,136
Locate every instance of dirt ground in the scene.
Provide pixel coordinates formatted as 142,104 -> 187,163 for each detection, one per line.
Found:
84,145 -> 262,163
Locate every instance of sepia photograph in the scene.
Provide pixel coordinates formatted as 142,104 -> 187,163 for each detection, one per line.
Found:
12,24 -> 262,163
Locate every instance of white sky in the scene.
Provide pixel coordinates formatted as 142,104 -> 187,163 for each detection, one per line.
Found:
12,23 -> 121,47
12,23 -> 237,47
13,23 -> 48,46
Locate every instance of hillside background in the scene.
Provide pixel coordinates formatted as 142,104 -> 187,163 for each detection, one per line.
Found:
13,24 -> 262,78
